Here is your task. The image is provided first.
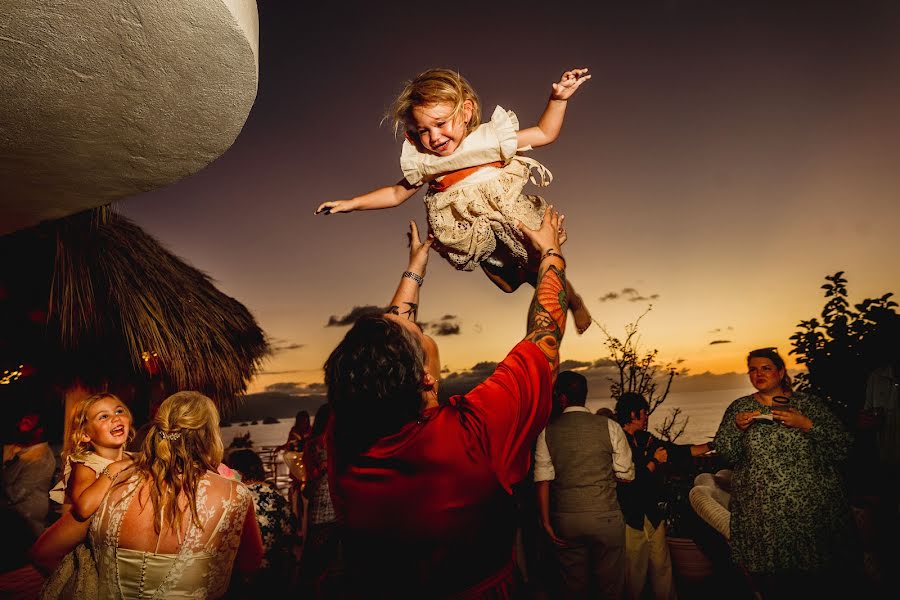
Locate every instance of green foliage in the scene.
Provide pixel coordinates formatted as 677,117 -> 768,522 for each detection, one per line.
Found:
790,271 -> 900,420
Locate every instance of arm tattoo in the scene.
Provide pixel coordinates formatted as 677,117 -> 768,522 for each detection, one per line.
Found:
386,301 -> 419,321
524,264 -> 567,370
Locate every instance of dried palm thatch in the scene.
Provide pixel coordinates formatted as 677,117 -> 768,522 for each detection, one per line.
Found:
3,206 -> 268,415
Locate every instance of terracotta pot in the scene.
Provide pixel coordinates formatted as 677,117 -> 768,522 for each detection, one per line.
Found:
667,536 -> 714,583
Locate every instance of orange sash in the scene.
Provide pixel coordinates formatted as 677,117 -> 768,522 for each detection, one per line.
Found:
429,161 -> 505,192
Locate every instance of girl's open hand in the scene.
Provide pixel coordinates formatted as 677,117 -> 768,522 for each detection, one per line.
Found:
551,68 -> 591,101
315,200 -> 354,215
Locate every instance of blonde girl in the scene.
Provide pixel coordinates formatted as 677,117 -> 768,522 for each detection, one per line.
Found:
316,67 -> 594,333
49,393 -> 135,520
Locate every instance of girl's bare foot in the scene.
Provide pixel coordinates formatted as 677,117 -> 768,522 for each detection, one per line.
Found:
569,293 -> 592,334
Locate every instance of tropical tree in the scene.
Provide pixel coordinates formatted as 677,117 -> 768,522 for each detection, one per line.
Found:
600,309 -> 687,442
790,271 -> 900,421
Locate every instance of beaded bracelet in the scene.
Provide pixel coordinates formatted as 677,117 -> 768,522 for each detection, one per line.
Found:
403,271 -> 424,286
540,248 -> 566,267
101,465 -> 117,482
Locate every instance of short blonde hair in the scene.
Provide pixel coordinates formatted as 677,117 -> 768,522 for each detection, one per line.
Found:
388,68 -> 481,141
67,393 -> 133,461
133,391 -> 224,533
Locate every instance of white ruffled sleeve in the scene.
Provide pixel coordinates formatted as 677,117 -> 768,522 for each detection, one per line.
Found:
489,105 -> 524,159
399,139 -> 426,186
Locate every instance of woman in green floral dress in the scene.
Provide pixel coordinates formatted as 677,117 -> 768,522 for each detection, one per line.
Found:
714,347 -> 858,598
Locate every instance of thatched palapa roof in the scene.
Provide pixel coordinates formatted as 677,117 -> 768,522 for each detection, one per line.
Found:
0,207 -> 268,415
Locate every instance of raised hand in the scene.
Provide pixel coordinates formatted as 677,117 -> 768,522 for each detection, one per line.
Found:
551,68 -> 591,101
518,205 -> 564,257
406,220 -> 434,275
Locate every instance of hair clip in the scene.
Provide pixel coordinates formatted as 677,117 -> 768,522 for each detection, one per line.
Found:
158,430 -> 181,441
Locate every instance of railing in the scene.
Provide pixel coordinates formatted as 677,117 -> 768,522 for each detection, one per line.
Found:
257,445 -> 293,497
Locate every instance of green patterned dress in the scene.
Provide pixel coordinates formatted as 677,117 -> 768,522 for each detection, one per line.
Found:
713,391 -> 857,575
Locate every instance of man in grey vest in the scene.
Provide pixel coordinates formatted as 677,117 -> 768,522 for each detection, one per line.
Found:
534,371 -> 635,598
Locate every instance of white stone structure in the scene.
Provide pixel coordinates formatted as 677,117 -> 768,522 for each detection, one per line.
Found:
0,0 -> 259,235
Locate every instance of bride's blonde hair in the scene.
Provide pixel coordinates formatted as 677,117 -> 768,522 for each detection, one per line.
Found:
134,391 -> 224,533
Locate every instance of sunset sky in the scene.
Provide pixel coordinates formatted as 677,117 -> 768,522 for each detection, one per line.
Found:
118,1 -> 900,397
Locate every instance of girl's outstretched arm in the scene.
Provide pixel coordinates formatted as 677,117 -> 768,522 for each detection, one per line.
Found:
517,68 -> 591,150
69,458 -> 133,521
315,178 -> 420,215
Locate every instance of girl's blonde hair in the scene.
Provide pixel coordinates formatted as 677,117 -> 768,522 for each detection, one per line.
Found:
132,391 -> 224,534
67,392 -> 134,461
388,68 -> 482,141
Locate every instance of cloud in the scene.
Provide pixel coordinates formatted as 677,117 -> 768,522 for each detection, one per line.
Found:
422,315 -> 461,336
709,339 -> 732,345
598,288 -> 660,303
592,357 -> 617,368
258,369 -> 304,376
629,293 -> 659,303
269,339 -> 305,353
264,381 -> 326,394
325,305 -> 383,327
559,359 -> 593,371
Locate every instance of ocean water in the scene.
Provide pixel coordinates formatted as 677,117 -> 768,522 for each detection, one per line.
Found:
588,387 -> 749,444
220,388 -> 748,449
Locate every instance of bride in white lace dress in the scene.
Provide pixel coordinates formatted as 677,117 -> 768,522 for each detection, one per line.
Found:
33,391 -> 263,599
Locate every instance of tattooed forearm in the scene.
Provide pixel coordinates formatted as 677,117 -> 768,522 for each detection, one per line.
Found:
524,264 -> 568,369
386,301 -> 419,321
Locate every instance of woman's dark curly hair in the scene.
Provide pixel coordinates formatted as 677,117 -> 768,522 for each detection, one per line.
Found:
324,314 -> 426,459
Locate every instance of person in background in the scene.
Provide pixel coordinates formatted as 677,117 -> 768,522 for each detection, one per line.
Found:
714,347 -> 858,599
282,410 -> 312,453
324,208 -> 568,597
280,410 -> 312,525
615,392 -> 711,600
225,448 -> 298,594
534,371 -> 634,599
298,403 -> 342,596
1,410 -> 56,539
1,408 -> 56,582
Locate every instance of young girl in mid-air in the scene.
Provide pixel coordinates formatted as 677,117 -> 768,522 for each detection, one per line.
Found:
49,392 -> 135,520
316,67 -> 594,333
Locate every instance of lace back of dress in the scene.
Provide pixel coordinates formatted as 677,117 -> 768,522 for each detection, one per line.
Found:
92,473 -> 252,599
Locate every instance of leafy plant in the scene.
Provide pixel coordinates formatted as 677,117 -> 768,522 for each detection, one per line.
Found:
790,271 -> 899,420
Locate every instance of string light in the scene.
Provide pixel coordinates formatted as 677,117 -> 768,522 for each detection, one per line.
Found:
0,365 -> 24,385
